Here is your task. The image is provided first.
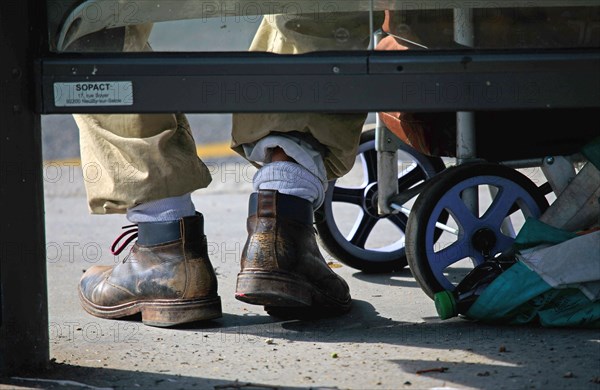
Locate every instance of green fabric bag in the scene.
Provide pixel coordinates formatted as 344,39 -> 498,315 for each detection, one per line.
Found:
466,262 -> 600,328
465,219 -> 600,328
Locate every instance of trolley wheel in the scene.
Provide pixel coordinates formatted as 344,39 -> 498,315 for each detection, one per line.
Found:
315,129 -> 445,273
406,162 -> 549,298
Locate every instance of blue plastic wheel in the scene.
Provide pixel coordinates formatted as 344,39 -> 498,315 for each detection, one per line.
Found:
406,162 -> 549,298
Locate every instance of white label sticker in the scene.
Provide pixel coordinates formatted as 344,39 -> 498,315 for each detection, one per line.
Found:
54,81 -> 133,107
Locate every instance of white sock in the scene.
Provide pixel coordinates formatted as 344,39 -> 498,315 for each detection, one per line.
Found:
253,161 -> 325,208
244,134 -> 328,209
127,193 -> 196,223
243,134 -> 328,185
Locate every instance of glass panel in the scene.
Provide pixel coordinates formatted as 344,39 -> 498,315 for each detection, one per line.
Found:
48,1 -> 599,53
47,0 -> 378,53
150,11 -> 378,53
384,7 -> 600,50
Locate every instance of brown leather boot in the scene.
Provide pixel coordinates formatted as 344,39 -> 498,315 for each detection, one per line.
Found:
235,190 -> 351,314
79,213 -> 222,327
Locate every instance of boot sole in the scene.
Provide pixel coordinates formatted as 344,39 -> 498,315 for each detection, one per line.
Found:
235,271 -> 351,312
78,290 -> 222,327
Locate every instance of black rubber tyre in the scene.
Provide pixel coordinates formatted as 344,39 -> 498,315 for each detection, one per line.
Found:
406,162 -> 549,298
315,129 -> 445,273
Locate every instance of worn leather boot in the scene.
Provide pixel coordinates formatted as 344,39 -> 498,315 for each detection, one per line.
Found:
235,190 -> 351,314
79,213 -> 222,327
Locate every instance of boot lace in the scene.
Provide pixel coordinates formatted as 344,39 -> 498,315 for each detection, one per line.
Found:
111,224 -> 138,256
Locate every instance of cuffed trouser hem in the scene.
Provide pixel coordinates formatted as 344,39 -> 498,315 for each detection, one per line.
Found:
76,113 -> 211,214
231,113 -> 366,181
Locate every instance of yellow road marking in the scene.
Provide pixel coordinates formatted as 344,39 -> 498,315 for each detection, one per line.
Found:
196,142 -> 236,159
43,158 -> 81,166
44,142 -> 236,165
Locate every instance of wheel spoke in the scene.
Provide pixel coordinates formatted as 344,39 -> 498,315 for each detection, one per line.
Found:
332,187 -> 365,206
428,238 -> 472,273
348,214 -> 378,249
483,188 -> 519,229
361,149 -> 378,183
446,193 -> 480,233
397,167 -> 425,192
387,213 -> 408,233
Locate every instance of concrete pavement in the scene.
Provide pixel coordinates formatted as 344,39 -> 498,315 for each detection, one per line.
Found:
2,161 -> 599,390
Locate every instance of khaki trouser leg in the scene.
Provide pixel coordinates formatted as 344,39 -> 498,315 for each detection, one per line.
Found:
74,25 -> 211,214
232,13 -> 373,180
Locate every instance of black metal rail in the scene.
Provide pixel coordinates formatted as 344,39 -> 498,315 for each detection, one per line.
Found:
40,49 -> 600,114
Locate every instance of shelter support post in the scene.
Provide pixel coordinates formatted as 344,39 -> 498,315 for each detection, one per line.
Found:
0,0 -> 49,375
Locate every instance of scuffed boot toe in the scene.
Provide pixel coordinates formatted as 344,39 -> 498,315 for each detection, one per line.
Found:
77,214 -> 222,327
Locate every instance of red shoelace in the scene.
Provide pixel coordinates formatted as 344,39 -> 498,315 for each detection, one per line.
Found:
111,224 -> 138,256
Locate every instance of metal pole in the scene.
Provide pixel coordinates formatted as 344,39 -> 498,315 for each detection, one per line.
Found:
454,8 -> 478,213
0,0 -> 49,375
368,0 -> 375,50
373,29 -> 401,216
376,134 -> 399,215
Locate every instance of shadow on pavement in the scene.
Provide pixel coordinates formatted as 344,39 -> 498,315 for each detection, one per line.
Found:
167,299 -> 398,344
351,269 -> 419,288
352,266 -> 483,289
3,363 -> 309,389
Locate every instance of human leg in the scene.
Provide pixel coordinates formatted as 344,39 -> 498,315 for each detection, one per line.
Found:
71,25 -> 220,326
232,13 -> 376,314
